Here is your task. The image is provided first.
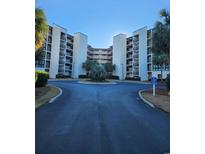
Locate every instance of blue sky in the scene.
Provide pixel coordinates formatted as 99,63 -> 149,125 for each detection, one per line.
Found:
36,0 -> 170,48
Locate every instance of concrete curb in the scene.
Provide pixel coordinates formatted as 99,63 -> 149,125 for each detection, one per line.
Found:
138,89 -> 155,108
48,79 -> 77,82
78,81 -> 117,85
47,85 -> 63,103
109,80 -> 151,84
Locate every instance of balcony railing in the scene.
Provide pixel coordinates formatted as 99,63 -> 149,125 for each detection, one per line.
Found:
60,36 -> 66,41
66,53 -> 72,57
133,63 -> 139,67
127,56 -> 132,59
66,60 -> 72,64
133,66 -> 139,70
127,62 -> 132,66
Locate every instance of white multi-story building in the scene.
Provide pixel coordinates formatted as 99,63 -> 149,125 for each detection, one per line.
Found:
87,45 -> 112,64
35,24 -> 169,80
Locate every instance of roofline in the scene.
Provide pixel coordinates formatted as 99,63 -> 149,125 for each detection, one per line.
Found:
53,23 -> 67,31
113,33 -> 126,37
74,32 -> 88,37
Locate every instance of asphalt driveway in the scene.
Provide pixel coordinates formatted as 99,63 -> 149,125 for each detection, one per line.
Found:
36,80 -> 170,154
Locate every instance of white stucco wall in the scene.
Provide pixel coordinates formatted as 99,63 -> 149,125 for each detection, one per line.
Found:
49,26 -> 62,78
72,32 -> 88,78
133,27 -> 148,81
112,34 -> 127,80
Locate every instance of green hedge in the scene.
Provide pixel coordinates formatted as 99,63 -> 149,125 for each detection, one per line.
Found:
56,74 -> 71,78
79,74 -> 88,78
108,75 -> 119,80
35,71 -> 49,87
125,76 -> 141,81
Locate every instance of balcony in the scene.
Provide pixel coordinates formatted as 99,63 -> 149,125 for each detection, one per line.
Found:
66,54 -> 72,57
133,46 -> 139,50
127,62 -> 132,66
66,46 -> 72,50
60,44 -> 66,50
59,59 -> 65,64
127,55 -> 132,60
60,35 -> 66,41
127,42 -> 133,46
133,63 -> 139,67
59,51 -> 65,57
133,54 -> 139,58
127,49 -> 132,53
147,40 -> 152,47
67,40 -> 73,44
147,31 -> 152,39
133,38 -> 139,42
133,41 -> 139,46
133,66 -> 139,70
147,49 -> 152,55
66,60 -> 72,64
65,66 -> 71,70
127,68 -> 132,72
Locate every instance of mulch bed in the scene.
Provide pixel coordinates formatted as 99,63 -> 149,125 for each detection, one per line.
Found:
35,87 -> 50,100
144,88 -> 169,96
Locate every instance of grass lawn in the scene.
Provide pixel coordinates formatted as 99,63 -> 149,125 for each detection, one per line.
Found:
35,86 -> 60,109
141,88 -> 170,113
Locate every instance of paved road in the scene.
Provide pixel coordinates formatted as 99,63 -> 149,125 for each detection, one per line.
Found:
36,81 -> 170,154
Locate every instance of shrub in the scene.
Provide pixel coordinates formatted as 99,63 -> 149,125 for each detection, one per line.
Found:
78,74 -> 88,78
56,74 -> 64,78
56,74 -> 71,78
109,75 -> 119,80
35,71 -> 49,87
125,76 -> 141,81
166,74 -> 170,90
157,78 -> 166,82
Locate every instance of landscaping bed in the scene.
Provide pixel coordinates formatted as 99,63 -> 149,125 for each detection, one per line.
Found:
85,79 -> 109,82
141,88 -> 170,113
35,86 -> 60,109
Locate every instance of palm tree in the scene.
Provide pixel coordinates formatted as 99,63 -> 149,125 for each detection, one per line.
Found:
82,60 -> 97,77
159,9 -> 170,27
104,63 -> 116,78
35,8 -> 48,52
152,9 -> 170,80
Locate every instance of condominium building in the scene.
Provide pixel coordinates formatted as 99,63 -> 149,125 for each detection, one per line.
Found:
35,24 -> 169,80
87,45 -> 112,64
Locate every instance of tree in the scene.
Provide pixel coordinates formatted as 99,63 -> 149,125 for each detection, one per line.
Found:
82,60 -> 97,77
152,9 -> 170,80
35,48 -> 45,61
90,64 -> 106,81
35,8 -> 48,52
104,63 -> 116,78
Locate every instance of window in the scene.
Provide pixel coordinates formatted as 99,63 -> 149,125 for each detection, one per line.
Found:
147,30 -> 151,38
48,36 -> 52,43
46,53 -> 51,59
46,61 -> 50,68
35,60 -> 45,68
147,47 -> 152,54
47,44 -> 51,51
60,32 -> 66,40
48,27 -> 52,35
